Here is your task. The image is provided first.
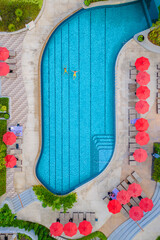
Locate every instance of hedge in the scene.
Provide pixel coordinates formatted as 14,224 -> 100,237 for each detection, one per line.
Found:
33,185 -> 77,212
76,231 -> 107,240
0,120 -> 7,196
17,233 -> 32,240
0,204 -> 55,240
84,0 -> 107,6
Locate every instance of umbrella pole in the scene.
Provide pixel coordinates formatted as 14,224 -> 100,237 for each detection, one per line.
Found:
136,221 -> 144,231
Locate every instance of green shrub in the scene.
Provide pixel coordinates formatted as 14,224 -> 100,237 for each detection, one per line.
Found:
17,233 -> 32,240
0,158 -> 6,170
4,113 -> 10,120
15,8 -> 23,17
33,185 -> 77,213
84,0 -> 107,6
156,237 -> 160,240
76,231 -> 107,240
137,35 -> 144,42
0,143 -> 7,153
8,23 -> 16,32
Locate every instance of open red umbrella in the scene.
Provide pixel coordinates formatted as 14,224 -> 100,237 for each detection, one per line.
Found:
127,183 -> 142,197
135,57 -> 150,71
116,190 -> 130,205
50,222 -> 63,236
135,100 -> 149,114
0,47 -> 9,61
78,221 -> 93,236
133,149 -> 148,163
135,118 -> 149,131
129,206 -> 144,221
136,86 -> 150,100
135,131 -> 150,146
139,198 -> 153,212
3,132 -> 16,145
107,199 -> 122,214
0,62 -> 9,76
5,155 -> 17,168
136,72 -> 150,86
63,222 -> 77,237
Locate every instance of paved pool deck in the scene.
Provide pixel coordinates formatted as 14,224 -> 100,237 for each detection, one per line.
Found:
0,0 -> 159,239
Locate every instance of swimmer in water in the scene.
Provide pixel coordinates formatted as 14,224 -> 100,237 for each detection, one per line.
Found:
71,70 -> 79,80
63,67 -> 68,75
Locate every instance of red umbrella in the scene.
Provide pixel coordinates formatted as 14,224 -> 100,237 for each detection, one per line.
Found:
127,183 -> 142,197
136,72 -> 150,86
5,155 -> 17,168
135,118 -> 149,131
107,199 -> 122,214
3,132 -> 16,145
135,57 -> 150,71
136,86 -> 150,100
116,190 -> 130,205
129,206 -> 143,221
0,62 -> 10,76
135,131 -> 150,146
63,222 -> 77,237
135,100 -> 149,114
139,198 -> 153,212
0,47 -> 9,61
78,221 -> 93,236
50,222 -> 63,237
133,149 -> 148,163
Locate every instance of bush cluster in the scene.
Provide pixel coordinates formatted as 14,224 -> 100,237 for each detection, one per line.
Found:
78,231 -> 107,240
0,204 -> 55,240
33,185 -> 77,212
17,233 -> 32,240
0,0 -> 42,32
84,0 -> 107,6
137,35 -> 144,42
152,143 -> 160,182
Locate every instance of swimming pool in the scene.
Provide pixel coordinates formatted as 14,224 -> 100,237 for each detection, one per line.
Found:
36,1 -> 150,195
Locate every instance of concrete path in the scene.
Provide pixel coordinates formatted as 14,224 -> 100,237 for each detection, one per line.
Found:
0,227 -> 38,240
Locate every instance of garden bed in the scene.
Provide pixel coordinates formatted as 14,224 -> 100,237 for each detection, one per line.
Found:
0,0 -> 43,32
148,27 -> 160,46
0,97 -> 10,120
152,142 -> 160,182
0,119 -> 7,196
84,0 -> 107,6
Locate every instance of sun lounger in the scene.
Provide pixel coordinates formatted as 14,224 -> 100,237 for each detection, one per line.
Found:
73,212 -> 79,226
16,160 -> 22,167
130,61 -> 135,68
117,184 -> 125,191
9,149 -> 22,155
16,138 -> 23,144
9,64 -> 16,70
132,197 -> 140,204
130,198 -> 137,206
64,212 -> 70,222
59,212 -> 65,225
129,156 -> 135,161
103,196 -> 109,204
121,207 -> 129,218
129,160 -> 137,166
157,99 -> 160,104
129,109 -> 137,114
131,171 -> 142,183
9,50 -> 16,57
128,102 -> 136,107
86,212 -> 91,222
90,212 -> 95,225
129,138 -> 136,143
157,84 -> 160,89
157,71 -> 160,77
141,191 -> 147,198
6,73 -> 17,78
123,204 -> 131,212
130,147 -> 138,153
130,69 -> 138,75
129,126 -> 136,131
127,175 -> 135,184
129,132 -> 136,137
130,75 -> 137,80
121,181 -> 129,190
5,58 -> 16,64
130,143 -> 138,148
157,79 -> 160,84
157,108 -> 160,114
158,93 -> 160,98
79,212 -> 84,222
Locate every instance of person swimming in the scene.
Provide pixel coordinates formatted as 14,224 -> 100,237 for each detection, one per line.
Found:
71,70 -> 79,80
63,67 -> 68,75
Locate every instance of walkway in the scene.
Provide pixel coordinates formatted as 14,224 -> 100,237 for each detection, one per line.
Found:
108,183 -> 160,240
0,227 -> 37,240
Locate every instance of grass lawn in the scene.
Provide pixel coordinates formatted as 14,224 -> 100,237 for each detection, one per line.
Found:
0,120 -> 7,196
0,97 -> 9,120
84,0 -> 107,6
0,0 -> 43,32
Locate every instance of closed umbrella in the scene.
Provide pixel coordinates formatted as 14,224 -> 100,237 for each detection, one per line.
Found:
135,131 -> 150,146
135,118 -> 149,131
136,72 -> 150,85
127,183 -> 142,197
116,190 -> 130,205
136,86 -> 150,100
133,149 -> 148,163
107,199 -> 122,214
0,62 -> 9,76
3,132 -> 16,145
129,206 -> 143,221
78,221 -> 93,236
50,222 -> 63,236
5,155 -> 17,168
135,57 -> 150,71
139,198 -> 153,212
135,100 -> 149,114
0,47 -> 9,61
63,222 -> 77,237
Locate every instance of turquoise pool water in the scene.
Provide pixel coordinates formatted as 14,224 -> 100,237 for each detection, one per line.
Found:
36,1 -> 150,195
